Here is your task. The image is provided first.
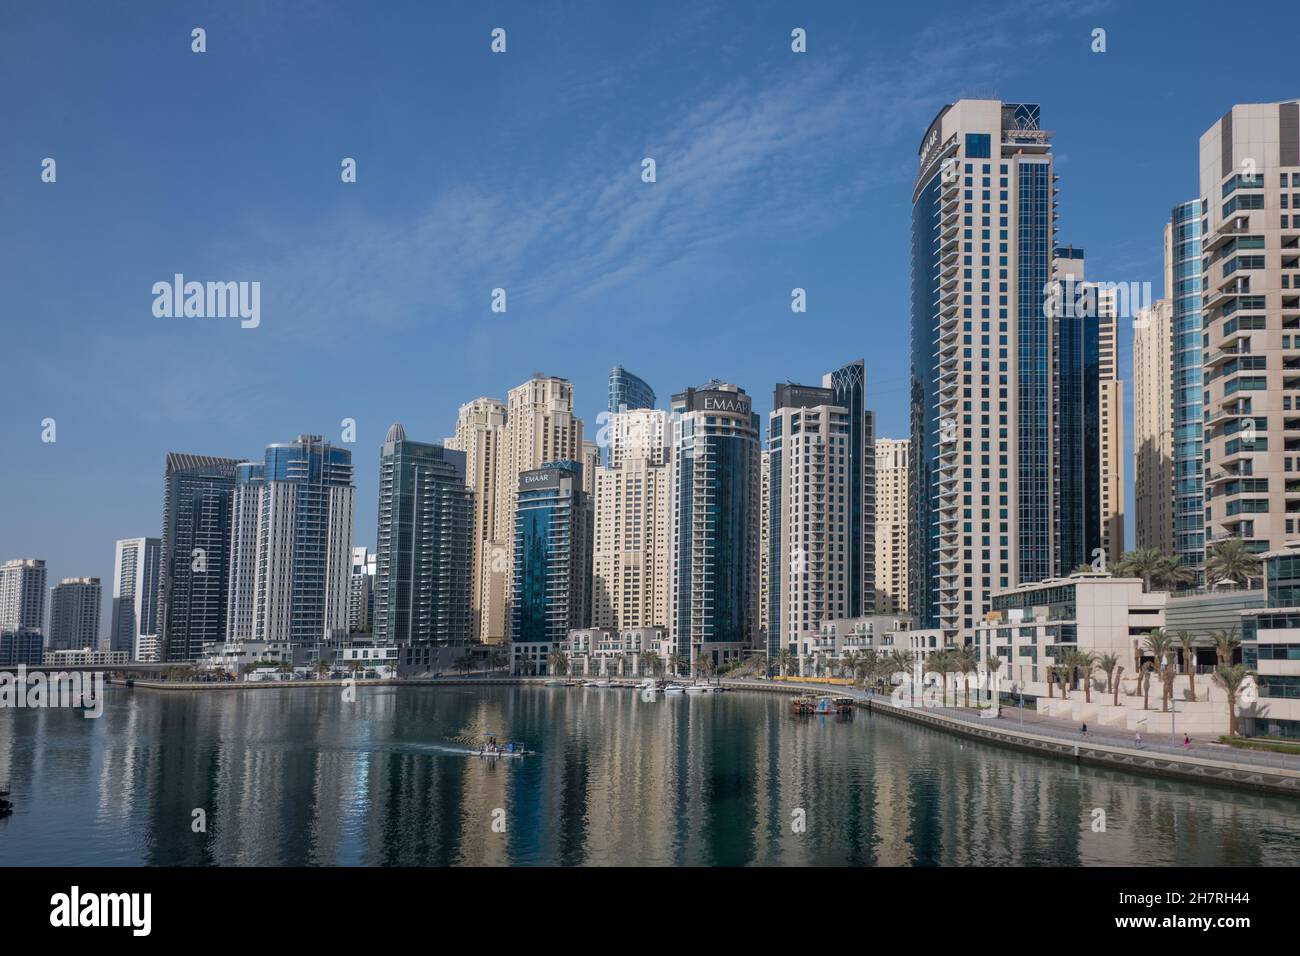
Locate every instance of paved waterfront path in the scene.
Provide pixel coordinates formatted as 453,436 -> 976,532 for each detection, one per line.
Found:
726,680 -> 1300,776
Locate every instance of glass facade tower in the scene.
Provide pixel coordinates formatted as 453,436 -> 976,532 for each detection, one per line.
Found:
1169,200 -> 1204,566
608,365 -> 656,414
159,453 -> 240,661
512,460 -> 592,643
374,424 -> 473,646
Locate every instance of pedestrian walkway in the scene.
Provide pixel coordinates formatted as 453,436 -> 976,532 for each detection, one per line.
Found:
731,679 -> 1300,774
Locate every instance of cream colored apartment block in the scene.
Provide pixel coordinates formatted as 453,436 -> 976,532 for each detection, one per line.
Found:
760,449 -> 770,634
1098,287 -> 1126,564
1199,101 -> 1300,551
1133,298 -> 1175,554
873,438 -> 909,613
446,396 -> 508,643
593,409 -> 671,630
492,375 -> 585,639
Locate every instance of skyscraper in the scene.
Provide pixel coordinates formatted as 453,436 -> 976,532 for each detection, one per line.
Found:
226,435 -> 355,645
0,558 -> 47,633
1097,286 -> 1126,564
110,537 -> 161,656
608,365 -> 656,414
49,577 -> 101,651
512,460 -> 592,643
874,438 -> 910,614
909,101 -> 1095,640
347,546 -> 377,634
159,453 -> 239,662
823,359 -> 876,617
1134,298 -> 1176,555
445,396 -> 508,643
373,424 -> 473,646
1168,201 -> 1205,566
493,375 -> 585,639
1200,101 -> 1299,552
670,382 -> 761,669
768,382 -> 852,657
593,408 -> 672,630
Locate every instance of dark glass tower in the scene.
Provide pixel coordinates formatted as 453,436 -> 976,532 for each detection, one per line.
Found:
374,424 -> 473,646
824,359 -> 875,616
608,366 -> 656,414
671,383 -> 760,667
158,453 -> 239,661
512,460 -> 591,642
1169,200 -> 1204,566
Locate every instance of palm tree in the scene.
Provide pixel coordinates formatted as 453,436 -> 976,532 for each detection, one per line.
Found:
1099,653 -> 1119,698
1211,664 -> 1253,737
1114,548 -> 1166,592
1155,555 -> 1196,592
859,650 -> 880,689
639,652 -> 660,677
1074,650 -> 1099,704
774,649 -> 793,678
695,653 -> 714,682
955,646 -> 978,708
314,657 -> 332,680
1139,659 -> 1154,710
1212,627 -> 1242,666
1046,665 -> 1056,699
1205,538 -> 1262,588
840,651 -> 859,685
667,652 -> 685,678
1057,650 -> 1078,700
929,650 -> 955,707
1109,661 -> 1125,706
888,649 -> 915,703
1071,562 -> 1099,575
1175,630 -> 1198,701
1143,629 -> 1175,712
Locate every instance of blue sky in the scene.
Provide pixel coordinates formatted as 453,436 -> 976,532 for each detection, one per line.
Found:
2,0 -> 1297,634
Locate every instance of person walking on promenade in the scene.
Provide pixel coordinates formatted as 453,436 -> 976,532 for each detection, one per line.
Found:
1080,722 -> 1088,736
1135,731 -> 1142,749
1183,734 -> 1190,750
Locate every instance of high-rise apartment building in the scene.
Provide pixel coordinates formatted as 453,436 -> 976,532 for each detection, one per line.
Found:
373,424 -> 473,646
445,396 -> 508,643
49,577 -> 101,651
347,546 -> 377,634
582,440 -> 601,498
593,409 -> 672,630
759,449 -> 770,639
670,382 -> 761,668
910,101 -> 1097,640
1168,201 -> 1206,566
1098,287 -> 1126,564
824,360 -> 876,617
767,383 -> 852,656
494,375 -> 585,639
159,453 -> 240,661
874,439 -> 910,613
1200,101 -> 1300,552
0,558 -> 47,633
110,537 -> 161,656
226,435 -> 355,645
608,365 -> 656,414
1134,298 -> 1176,555
512,460 -> 592,642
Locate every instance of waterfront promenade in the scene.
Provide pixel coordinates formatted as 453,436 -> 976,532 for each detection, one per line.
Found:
727,679 -> 1300,796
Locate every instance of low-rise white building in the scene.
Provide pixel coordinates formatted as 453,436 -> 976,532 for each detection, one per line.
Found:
44,647 -> 129,667
1242,542 -> 1300,739
795,615 -> 912,677
565,626 -> 676,676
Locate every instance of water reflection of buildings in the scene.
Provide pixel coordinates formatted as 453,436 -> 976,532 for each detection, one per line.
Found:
2,686 -> 1298,866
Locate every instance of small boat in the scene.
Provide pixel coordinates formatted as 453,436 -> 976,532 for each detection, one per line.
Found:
475,748 -> 527,759
685,684 -> 709,694
663,684 -> 685,694
543,679 -> 565,687
590,680 -> 611,688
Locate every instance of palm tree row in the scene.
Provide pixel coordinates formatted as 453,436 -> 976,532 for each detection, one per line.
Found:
1076,539 -> 1261,593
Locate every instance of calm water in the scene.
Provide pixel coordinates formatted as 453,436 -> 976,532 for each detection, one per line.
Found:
1,684 -> 1298,866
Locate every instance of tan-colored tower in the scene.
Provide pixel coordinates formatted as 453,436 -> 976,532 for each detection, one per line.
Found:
493,375 -> 585,638
874,438 -> 910,613
760,449 -> 770,637
1133,297 -> 1175,555
592,409 -> 671,629
446,397 -> 508,643
1098,287 -> 1126,563
1200,101 -> 1300,552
